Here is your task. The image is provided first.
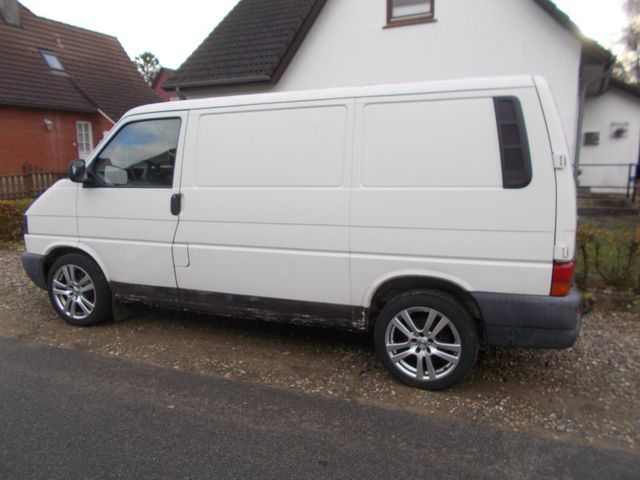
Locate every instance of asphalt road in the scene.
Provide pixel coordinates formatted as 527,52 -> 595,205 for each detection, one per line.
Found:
0,338 -> 637,480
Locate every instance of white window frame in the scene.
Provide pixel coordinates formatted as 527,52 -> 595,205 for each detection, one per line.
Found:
386,0 -> 435,27
76,121 -> 94,160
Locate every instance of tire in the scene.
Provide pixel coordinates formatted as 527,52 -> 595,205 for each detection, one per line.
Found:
374,290 -> 479,390
47,253 -> 112,326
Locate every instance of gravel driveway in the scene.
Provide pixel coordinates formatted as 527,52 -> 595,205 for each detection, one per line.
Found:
1,245 -> 638,452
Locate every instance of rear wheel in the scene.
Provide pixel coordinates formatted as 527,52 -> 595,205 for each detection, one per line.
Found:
374,290 -> 479,390
47,253 -> 112,326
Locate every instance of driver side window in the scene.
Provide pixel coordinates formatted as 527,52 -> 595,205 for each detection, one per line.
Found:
92,118 -> 181,188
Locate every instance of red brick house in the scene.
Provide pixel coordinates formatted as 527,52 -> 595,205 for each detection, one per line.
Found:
0,1 -> 160,176
152,68 -> 179,101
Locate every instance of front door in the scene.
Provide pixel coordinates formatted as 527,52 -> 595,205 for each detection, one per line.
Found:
76,112 -> 187,291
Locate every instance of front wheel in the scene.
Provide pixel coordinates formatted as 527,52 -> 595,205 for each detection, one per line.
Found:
374,291 -> 479,390
47,253 -> 112,326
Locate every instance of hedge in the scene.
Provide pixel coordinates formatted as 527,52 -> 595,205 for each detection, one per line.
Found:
576,221 -> 640,293
0,198 -> 33,242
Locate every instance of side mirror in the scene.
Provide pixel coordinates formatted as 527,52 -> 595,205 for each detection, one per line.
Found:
68,159 -> 86,183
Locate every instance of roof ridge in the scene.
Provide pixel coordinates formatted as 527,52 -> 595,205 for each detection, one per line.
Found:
18,2 -> 117,40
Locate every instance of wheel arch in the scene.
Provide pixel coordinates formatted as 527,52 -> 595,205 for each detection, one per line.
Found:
43,244 -> 111,283
365,273 -> 483,332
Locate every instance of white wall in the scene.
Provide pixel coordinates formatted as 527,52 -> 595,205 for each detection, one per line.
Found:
580,88 -> 640,192
185,0 -> 582,157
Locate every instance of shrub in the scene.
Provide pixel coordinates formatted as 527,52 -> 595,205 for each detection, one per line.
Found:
593,227 -> 639,289
0,198 -> 33,242
635,227 -> 640,294
575,224 -> 597,288
576,222 -> 640,292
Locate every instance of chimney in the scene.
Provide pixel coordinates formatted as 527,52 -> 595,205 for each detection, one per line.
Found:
0,0 -> 20,27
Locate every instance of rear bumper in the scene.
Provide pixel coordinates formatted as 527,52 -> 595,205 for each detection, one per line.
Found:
472,288 -> 582,348
21,252 -> 47,290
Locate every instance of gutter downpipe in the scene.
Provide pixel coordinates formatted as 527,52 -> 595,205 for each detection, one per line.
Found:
574,63 -> 614,182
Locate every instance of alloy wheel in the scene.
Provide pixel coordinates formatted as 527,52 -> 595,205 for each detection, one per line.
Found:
384,307 -> 462,381
51,264 -> 96,321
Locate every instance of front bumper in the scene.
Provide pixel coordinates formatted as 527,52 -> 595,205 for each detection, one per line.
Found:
21,252 -> 47,290
472,287 -> 582,348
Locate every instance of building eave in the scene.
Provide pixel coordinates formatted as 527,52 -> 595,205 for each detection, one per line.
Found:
0,99 -> 97,114
164,74 -> 272,91
609,78 -> 640,99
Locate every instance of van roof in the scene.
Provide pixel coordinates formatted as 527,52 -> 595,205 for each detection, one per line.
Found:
126,76 -> 537,117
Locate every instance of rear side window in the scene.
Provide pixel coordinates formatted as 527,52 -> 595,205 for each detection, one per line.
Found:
493,97 -> 532,189
92,118 -> 181,188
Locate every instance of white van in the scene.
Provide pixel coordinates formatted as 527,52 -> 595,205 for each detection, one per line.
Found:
22,76 -> 581,390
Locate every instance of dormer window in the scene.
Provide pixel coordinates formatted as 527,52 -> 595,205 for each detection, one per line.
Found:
39,49 -> 64,71
386,0 -> 435,27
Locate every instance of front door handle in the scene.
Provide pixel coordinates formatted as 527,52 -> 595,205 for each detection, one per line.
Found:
170,193 -> 182,216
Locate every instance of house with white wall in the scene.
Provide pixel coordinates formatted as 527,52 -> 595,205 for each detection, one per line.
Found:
580,79 -> 640,194
165,0 -> 614,166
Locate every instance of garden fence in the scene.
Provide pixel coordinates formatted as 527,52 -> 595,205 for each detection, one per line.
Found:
0,171 -> 65,200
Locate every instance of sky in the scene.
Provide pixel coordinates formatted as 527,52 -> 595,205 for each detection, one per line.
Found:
19,0 -> 629,69
554,0 -> 627,53
19,0 -> 242,69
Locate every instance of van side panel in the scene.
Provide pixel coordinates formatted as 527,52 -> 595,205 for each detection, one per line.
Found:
24,179 -> 79,258
533,76 -> 577,262
351,88 -> 556,307
174,101 -> 354,309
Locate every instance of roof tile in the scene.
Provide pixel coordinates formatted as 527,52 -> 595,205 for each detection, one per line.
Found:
165,0 -> 327,89
0,4 -> 161,120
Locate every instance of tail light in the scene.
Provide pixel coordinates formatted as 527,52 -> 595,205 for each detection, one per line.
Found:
550,260 -> 575,297
23,215 -> 29,236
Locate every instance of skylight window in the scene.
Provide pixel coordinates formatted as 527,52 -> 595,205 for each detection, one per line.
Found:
40,50 -> 64,71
